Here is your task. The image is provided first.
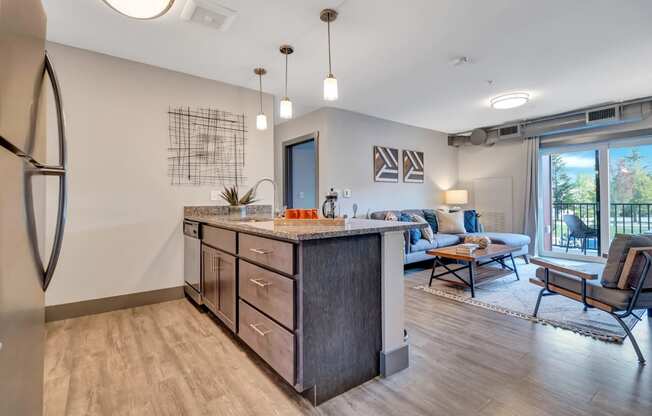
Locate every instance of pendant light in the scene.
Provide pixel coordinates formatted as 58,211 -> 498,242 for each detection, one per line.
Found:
254,68 -> 268,130
101,0 -> 175,19
279,45 -> 294,119
320,9 -> 338,101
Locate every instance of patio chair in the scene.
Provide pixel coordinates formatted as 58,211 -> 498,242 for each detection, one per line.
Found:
530,234 -> 652,364
563,214 -> 598,255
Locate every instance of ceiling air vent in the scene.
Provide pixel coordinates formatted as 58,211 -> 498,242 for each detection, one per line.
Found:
497,124 -> 521,140
586,105 -> 621,126
181,0 -> 237,32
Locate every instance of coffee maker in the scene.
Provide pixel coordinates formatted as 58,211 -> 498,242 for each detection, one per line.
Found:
321,188 -> 338,219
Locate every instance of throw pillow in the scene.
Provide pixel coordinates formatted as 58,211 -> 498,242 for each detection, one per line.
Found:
602,234 -> 652,288
400,213 -> 421,244
435,210 -> 466,234
412,214 -> 434,243
384,211 -> 398,221
423,210 -> 438,233
464,210 -> 479,233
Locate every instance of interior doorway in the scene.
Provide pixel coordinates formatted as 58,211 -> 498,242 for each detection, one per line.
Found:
283,134 -> 318,209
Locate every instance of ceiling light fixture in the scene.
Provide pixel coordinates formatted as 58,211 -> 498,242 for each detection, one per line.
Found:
320,8 -> 338,101
279,45 -> 294,119
490,92 -> 530,109
101,0 -> 175,19
254,68 -> 268,131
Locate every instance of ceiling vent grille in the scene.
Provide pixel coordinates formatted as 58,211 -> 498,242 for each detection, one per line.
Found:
586,105 -> 621,125
497,124 -> 521,139
181,0 -> 237,32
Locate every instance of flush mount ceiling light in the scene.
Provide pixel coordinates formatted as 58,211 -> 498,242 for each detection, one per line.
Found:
279,45 -> 294,120
254,68 -> 268,131
490,92 -> 530,110
101,0 -> 175,19
320,8 -> 338,101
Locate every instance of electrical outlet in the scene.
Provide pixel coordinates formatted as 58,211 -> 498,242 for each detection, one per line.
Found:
343,189 -> 352,198
210,190 -> 220,201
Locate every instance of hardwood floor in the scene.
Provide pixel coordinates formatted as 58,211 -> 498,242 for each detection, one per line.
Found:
45,275 -> 652,416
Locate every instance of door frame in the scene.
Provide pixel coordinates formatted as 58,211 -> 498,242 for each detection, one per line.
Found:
282,132 -> 319,209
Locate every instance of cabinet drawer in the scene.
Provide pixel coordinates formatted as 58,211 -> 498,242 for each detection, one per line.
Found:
239,261 -> 295,329
202,225 -> 236,254
239,234 -> 294,275
238,300 -> 295,384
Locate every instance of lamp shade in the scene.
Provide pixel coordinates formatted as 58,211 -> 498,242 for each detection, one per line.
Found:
445,189 -> 468,205
323,75 -> 338,101
279,98 -> 293,119
256,113 -> 267,130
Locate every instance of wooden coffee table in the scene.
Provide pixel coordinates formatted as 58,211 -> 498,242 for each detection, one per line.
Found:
426,244 -> 520,297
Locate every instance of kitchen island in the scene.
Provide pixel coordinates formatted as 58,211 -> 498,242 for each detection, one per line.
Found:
184,207 -> 424,405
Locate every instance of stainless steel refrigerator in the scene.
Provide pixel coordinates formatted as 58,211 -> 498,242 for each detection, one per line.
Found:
0,0 -> 67,414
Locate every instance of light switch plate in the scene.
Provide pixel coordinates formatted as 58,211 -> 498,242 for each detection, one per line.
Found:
343,189 -> 352,198
210,190 -> 220,201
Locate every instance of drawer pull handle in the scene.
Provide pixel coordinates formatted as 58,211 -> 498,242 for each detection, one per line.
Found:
250,248 -> 273,255
250,323 -> 272,336
249,278 -> 272,288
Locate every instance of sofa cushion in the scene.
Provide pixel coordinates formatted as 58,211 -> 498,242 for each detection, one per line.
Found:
401,209 -> 426,218
433,233 -> 461,248
370,210 -> 401,221
463,232 -> 530,248
602,234 -> 652,288
411,238 -> 437,252
464,210 -> 479,233
423,209 -> 438,233
534,266 -> 652,310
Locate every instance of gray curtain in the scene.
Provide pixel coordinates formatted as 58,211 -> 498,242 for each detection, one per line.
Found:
523,136 -> 540,255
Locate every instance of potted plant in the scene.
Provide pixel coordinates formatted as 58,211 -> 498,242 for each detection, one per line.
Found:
220,185 -> 258,219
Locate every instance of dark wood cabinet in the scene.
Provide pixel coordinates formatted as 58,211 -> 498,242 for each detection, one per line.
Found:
215,250 -> 236,331
201,242 -> 236,332
201,245 -> 219,315
197,223 -> 382,406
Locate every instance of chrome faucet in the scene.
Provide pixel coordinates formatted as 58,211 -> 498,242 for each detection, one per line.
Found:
251,177 -> 278,218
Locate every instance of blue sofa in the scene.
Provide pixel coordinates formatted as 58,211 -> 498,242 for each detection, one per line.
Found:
370,209 -> 531,264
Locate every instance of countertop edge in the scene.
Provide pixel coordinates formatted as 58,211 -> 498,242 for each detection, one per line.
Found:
184,216 -> 427,242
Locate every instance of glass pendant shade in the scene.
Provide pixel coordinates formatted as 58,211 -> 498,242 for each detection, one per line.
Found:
323,75 -> 338,101
256,113 -> 268,130
102,0 -> 174,19
279,97 -> 293,119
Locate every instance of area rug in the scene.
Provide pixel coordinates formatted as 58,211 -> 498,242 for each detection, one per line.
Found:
408,261 -> 643,343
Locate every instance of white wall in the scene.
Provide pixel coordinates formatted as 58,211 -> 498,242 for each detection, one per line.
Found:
45,43 -> 274,306
275,107 -> 458,217
457,140 -> 527,233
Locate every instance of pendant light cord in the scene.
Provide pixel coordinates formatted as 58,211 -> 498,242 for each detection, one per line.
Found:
327,18 -> 332,75
258,72 -> 263,113
285,52 -> 288,97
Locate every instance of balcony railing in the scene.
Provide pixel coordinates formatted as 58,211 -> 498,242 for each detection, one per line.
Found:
551,202 -> 652,250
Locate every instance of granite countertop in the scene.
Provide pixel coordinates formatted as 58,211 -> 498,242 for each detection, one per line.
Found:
184,215 -> 426,242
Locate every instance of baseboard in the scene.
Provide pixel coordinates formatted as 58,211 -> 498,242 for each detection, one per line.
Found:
45,286 -> 185,322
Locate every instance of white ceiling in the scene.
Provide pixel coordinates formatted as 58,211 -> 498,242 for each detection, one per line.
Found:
43,0 -> 652,133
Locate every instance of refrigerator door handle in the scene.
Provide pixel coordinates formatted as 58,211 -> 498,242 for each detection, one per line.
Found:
41,51 -> 68,291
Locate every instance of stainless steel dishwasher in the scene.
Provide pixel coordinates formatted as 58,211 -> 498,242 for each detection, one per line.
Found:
183,220 -> 202,305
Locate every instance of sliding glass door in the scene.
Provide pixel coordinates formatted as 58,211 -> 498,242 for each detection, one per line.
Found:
539,138 -> 652,260
540,148 -> 601,259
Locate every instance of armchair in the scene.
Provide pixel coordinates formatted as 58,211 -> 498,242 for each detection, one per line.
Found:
530,250 -> 652,364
